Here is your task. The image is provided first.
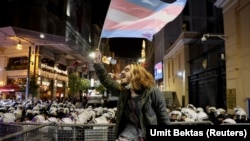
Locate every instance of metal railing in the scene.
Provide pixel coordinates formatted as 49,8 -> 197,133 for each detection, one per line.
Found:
0,121 -> 233,141
0,122 -> 56,141
0,123 -> 116,141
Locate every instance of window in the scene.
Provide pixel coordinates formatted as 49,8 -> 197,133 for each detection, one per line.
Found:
7,56 -> 29,70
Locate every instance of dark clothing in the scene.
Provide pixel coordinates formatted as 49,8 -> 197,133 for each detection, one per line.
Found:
124,96 -> 141,125
94,63 -> 170,139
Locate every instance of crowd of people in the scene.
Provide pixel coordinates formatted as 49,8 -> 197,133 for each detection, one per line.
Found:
168,104 -> 250,125
0,98 -> 117,124
0,98 -> 249,125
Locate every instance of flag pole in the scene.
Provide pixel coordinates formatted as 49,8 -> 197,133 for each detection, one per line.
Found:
97,38 -> 101,49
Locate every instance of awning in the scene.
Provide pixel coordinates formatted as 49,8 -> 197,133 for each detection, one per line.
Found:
0,83 -> 21,92
0,26 -> 89,63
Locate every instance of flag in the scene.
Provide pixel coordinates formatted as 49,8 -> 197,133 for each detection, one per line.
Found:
100,0 -> 187,41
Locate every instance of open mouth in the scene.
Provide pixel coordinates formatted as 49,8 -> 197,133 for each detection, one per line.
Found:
120,73 -> 125,79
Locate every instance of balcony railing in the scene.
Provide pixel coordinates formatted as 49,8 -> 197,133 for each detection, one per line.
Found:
5,64 -> 28,70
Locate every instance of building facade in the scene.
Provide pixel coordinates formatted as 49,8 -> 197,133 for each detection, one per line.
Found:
159,0 -> 250,114
153,0 -> 225,109
215,0 -> 250,113
0,0 -> 92,100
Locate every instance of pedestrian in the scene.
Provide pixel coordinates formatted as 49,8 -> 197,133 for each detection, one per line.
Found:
93,49 -> 170,141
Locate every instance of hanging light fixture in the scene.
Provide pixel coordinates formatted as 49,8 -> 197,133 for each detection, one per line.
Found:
16,40 -> 23,50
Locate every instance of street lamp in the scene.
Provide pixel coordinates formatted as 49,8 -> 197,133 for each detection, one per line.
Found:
16,40 -> 23,50
25,46 -> 31,101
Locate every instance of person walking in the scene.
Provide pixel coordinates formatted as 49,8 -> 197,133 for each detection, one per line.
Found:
93,49 -> 170,141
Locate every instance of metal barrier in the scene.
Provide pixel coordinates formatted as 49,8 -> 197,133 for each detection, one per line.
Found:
221,123 -> 250,125
56,123 -> 116,141
0,121 -> 215,141
0,123 -> 116,141
0,122 -> 56,141
0,123 -> 24,137
169,121 -> 214,125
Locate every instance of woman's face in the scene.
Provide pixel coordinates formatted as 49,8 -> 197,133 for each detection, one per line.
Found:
120,65 -> 132,85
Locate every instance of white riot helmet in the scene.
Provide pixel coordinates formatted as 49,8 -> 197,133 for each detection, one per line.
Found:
196,112 -> 209,121
235,110 -> 247,120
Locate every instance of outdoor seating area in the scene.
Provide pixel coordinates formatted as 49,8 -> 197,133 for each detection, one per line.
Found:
0,84 -> 23,100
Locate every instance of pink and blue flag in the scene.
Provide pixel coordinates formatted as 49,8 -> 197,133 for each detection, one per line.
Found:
100,0 -> 187,41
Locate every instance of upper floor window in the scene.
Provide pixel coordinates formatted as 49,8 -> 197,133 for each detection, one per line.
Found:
6,56 -> 28,70
41,58 -> 55,67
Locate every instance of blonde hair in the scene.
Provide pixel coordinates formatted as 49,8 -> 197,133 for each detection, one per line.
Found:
129,63 -> 155,91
